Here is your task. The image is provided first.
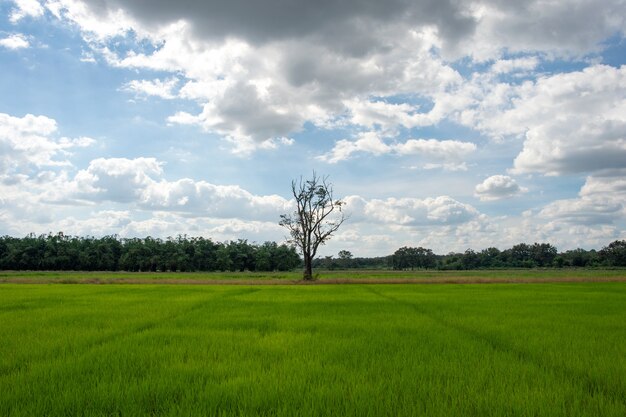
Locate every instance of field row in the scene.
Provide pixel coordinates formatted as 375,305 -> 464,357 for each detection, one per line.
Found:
0,282 -> 625,416
1,268 -> 626,284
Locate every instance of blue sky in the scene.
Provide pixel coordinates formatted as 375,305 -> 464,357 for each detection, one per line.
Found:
1,0 -> 625,256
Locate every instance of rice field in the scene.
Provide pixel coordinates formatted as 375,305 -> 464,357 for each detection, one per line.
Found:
0,281 -> 625,416
1,268 -> 626,284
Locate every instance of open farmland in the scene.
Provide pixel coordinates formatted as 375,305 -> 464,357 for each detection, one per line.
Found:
0,282 -> 625,416
1,268 -> 626,284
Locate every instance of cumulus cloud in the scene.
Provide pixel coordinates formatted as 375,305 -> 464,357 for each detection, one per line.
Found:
86,215 -> 284,244
305,195 -> 493,255
24,0 -> 463,154
457,0 -> 626,60
32,0 -> 624,155
150,31 -> 460,153
0,113 -> 95,176
69,157 -> 164,203
71,0 -> 475,48
442,65 -> 626,179
0,158 -> 291,242
122,78 -> 179,99
345,99 -> 441,132
539,197 -> 624,226
140,179 -> 292,220
318,132 -> 476,165
395,139 -> 476,158
34,160 -> 484,245
491,57 -> 539,74
344,195 -> 479,226
474,175 -> 527,201
44,0 -> 138,41
59,0 -> 625,59
422,163 -> 469,172
55,210 -> 133,236
0,34 -> 30,49
318,132 -> 391,163
527,172 -> 626,233
46,157 -> 293,220
9,0 -> 44,23
580,174 -> 626,197
495,65 -> 626,176
167,80 -> 304,155
0,204 -> 285,244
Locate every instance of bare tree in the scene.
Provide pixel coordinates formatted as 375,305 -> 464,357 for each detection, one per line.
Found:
279,172 -> 346,280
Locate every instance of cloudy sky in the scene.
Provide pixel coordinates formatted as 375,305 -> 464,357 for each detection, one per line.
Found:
1,0 -> 625,256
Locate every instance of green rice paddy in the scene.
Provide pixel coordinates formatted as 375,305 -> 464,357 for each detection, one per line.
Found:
1,280 -> 625,416
2,268 -> 626,284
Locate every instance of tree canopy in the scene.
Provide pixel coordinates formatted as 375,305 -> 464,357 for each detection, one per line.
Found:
0,233 -> 300,272
1,233 -> 624,271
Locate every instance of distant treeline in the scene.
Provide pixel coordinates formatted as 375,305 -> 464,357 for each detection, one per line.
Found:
314,241 -> 626,270
0,234 -> 300,272
1,234 -> 625,272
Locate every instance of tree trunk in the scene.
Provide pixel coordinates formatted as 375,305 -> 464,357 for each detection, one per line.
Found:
303,256 -> 313,280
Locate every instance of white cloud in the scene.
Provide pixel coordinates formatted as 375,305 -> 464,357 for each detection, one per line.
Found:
439,65 -> 626,178
310,195 -> 498,255
140,178 -> 292,220
475,175 -> 527,201
345,195 -> 479,226
168,104 -> 299,156
514,119 -> 626,176
539,197 -> 624,226
40,157 -> 292,220
79,51 -> 97,63
43,1 -> 467,154
319,133 -> 476,165
68,157 -> 164,203
527,172 -> 626,234
457,0 -> 626,60
345,99 -> 439,132
55,210 -> 133,236
394,138 -> 476,158
2,177 -> 619,256
0,34 -> 30,49
0,113 -> 94,175
20,177 -> 484,251
53,0 -> 626,60
493,65 -> 626,176
122,78 -> 179,99
422,162 -> 468,172
318,132 -> 391,164
166,111 -> 199,126
114,215 -> 286,245
18,0 -> 625,158
9,0 -> 44,23
580,173 -> 626,197
44,0 -> 138,41
491,57 -> 539,74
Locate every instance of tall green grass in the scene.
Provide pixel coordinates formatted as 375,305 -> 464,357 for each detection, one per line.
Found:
1,268 -> 625,283
0,283 -> 624,416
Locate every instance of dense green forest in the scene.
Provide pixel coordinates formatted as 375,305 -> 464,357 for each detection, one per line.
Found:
1,233 -> 625,271
0,234 -> 300,272
315,241 -> 626,269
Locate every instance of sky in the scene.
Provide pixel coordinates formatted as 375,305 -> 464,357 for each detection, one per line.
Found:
1,0 -> 625,257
